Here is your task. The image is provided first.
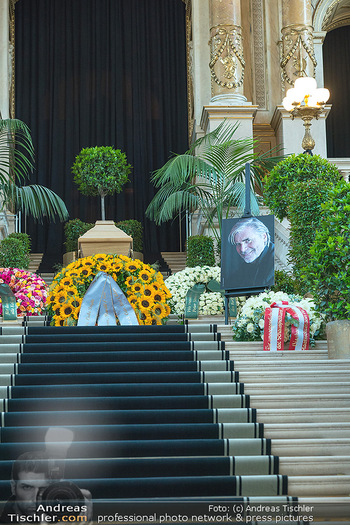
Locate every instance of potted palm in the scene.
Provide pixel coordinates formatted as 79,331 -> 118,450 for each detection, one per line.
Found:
0,118 -> 69,222
71,146 -> 133,257
146,121 -> 283,248
302,181 -> 350,358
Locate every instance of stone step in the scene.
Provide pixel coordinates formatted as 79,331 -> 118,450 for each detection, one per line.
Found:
256,408 -> 350,424
245,382 -> 350,394
288,475 -> 350,497
264,423 -> 350,439
279,456 -> 350,476
250,394 -> 350,408
239,371 -> 350,383
271,439 -> 350,457
233,359 -> 350,369
228,350 -> 328,360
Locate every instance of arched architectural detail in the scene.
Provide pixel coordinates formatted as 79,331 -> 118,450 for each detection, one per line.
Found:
313,0 -> 350,31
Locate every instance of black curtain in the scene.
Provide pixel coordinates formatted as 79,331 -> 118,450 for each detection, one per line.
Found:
323,25 -> 350,158
15,0 -> 188,270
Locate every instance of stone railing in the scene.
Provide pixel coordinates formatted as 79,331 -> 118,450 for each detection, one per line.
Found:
328,158 -> 350,182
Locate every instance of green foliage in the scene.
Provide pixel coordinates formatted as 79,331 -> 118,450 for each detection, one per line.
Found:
264,154 -> 341,221
0,237 -> 30,269
288,179 -> 334,276
7,232 -> 31,253
0,118 -> 69,222
64,219 -> 93,252
146,121 -> 283,244
271,269 -> 307,296
186,235 -> 216,267
302,181 -> 350,321
72,146 -> 131,198
116,220 -> 143,253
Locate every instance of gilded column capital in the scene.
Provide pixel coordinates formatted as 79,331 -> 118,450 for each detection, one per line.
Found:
281,24 -> 317,86
209,23 -> 245,90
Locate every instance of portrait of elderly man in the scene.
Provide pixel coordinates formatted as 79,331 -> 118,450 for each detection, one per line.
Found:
221,216 -> 275,290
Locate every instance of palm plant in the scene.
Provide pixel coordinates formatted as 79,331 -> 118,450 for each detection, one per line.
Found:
0,118 -> 69,222
146,121 -> 282,245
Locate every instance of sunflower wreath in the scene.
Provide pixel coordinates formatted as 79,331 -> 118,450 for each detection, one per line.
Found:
48,254 -> 172,326
0,267 -> 48,317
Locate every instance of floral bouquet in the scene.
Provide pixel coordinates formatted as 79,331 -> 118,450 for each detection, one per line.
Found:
165,266 -> 225,316
0,267 -> 48,317
48,254 -> 171,326
232,290 -> 324,346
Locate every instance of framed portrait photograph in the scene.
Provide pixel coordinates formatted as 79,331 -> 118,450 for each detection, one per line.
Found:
221,215 -> 275,291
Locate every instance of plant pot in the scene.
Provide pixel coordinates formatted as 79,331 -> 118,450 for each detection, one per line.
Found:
63,251 -> 78,266
78,221 -> 132,257
326,320 -> 350,359
132,251 -> 143,262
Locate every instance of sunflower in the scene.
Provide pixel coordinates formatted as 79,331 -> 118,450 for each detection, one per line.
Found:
80,266 -> 94,278
151,303 -> 166,317
125,260 -> 141,272
125,275 -> 136,287
52,289 -> 69,306
143,284 -> 156,298
127,294 -> 139,306
131,282 -> 144,295
138,268 -> 153,283
60,276 -> 75,288
153,290 -> 166,303
59,303 -> 74,318
137,309 -> 152,324
139,297 -> 153,310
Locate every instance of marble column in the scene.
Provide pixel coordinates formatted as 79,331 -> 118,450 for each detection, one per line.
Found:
280,0 -> 317,89
0,0 -> 10,118
209,0 -> 246,104
202,0 -> 257,138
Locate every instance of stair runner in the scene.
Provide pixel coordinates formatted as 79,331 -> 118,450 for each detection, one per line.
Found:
0,323 -> 298,516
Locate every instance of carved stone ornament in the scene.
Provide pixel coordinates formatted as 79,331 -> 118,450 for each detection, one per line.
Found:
209,24 -> 245,89
281,25 -> 317,85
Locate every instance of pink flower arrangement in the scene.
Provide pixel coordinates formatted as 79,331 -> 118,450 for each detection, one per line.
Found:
0,268 -> 48,317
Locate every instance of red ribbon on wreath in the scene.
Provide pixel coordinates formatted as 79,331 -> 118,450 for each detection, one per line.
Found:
263,301 -> 310,351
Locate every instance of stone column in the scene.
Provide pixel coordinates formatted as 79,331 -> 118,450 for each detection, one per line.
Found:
0,0 -> 10,118
280,0 -> 317,89
209,0 -> 246,104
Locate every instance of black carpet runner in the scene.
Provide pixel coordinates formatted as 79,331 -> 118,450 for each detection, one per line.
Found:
0,323 -> 292,508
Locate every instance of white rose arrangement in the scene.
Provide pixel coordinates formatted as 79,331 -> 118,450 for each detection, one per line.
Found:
165,266 -> 225,316
232,290 -> 324,345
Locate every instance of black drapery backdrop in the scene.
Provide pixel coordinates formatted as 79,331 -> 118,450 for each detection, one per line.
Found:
15,0 -> 188,270
323,25 -> 350,158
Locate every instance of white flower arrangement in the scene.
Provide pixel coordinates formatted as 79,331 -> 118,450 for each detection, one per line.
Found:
232,290 -> 324,345
165,266 -> 225,316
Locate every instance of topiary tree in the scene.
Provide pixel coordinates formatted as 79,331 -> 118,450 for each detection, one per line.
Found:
264,154 -> 342,221
302,181 -> 350,321
71,146 -> 131,221
186,235 -> 216,267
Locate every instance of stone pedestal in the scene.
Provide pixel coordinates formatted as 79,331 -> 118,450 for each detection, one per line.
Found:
78,221 -> 133,258
326,320 -> 350,359
201,104 -> 258,138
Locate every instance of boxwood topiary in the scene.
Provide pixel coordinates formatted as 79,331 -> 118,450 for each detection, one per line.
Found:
264,154 -> 342,221
187,235 -> 215,267
116,220 -> 143,253
0,237 -> 30,269
6,232 -> 31,253
302,181 -> 350,321
287,179 -> 334,276
64,219 -> 93,253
